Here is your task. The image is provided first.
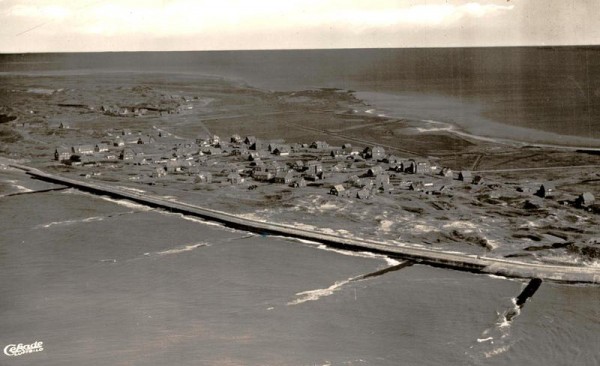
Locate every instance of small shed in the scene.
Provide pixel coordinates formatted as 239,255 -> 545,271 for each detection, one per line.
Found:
330,184 -> 346,196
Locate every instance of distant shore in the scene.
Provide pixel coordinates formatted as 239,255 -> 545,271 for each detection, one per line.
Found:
354,91 -> 600,149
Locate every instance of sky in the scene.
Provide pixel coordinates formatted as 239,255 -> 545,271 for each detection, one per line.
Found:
0,0 -> 598,53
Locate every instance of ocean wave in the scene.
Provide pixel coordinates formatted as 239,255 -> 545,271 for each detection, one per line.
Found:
153,243 -> 209,256
288,278 -> 352,306
36,215 -> 109,228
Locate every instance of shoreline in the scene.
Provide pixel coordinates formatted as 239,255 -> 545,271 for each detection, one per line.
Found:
354,91 -> 600,149
8,160 -> 600,284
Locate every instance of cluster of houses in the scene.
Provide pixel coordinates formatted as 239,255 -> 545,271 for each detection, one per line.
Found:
53,131 -> 596,209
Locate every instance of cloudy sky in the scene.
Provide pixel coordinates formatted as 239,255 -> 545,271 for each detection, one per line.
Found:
0,0 -> 597,53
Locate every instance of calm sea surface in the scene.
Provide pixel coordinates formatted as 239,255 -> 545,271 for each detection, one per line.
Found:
1,170 -> 599,365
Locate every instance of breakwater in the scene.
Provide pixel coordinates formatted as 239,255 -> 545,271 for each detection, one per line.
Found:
14,164 -> 600,284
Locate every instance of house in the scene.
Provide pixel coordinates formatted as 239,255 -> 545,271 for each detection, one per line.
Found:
342,143 -> 353,150
458,171 -> 472,182
404,159 -> 431,174
274,171 -> 294,184
230,134 -> 242,143
294,160 -> 305,171
576,192 -> 595,207
227,173 -> 244,185
367,165 -> 385,177
194,172 -> 212,184
94,143 -> 110,153
121,129 -> 132,136
54,147 -> 72,161
266,161 -> 284,173
137,136 -> 155,144
310,141 -> 329,149
113,138 -> 125,147
439,167 -> 453,178
363,146 -> 385,160
244,136 -> 257,145
291,178 -> 307,188
330,150 -> 345,159
209,135 -> 220,146
253,171 -> 273,182
535,183 -> 555,198
273,145 -> 291,156
306,161 -> 323,175
374,174 -> 390,187
152,167 -> 167,178
119,148 -> 136,160
330,184 -> 346,196
250,141 -> 267,151
71,145 -> 95,155
58,122 -> 70,129
383,155 -> 402,165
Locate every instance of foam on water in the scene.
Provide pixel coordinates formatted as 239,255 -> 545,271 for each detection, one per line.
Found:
35,214 -> 120,229
287,278 -> 353,306
153,242 -> 210,256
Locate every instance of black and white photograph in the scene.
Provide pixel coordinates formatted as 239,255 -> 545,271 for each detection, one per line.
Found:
1,1 -> 599,365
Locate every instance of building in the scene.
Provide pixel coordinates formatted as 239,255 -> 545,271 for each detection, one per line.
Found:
458,171 -> 472,182
535,183 -> 555,198
58,122 -> 70,129
244,136 -> 257,145
375,174 -> 390,187
119,148 -> 136,160
367,165 -> 385,177
306,161 -> 323,175
439,167 -> 453,178
273,145 -> 291,156
363,146 -> 385,160
230,134 -> 242,143
310,141 -> 329,149
71,145 -> 95,155
227,173 -> 244,185
291,178 -> 307,188
274,171 -> 294,184
137,136 -> 155,144
253,171 -> 273,182
330,184 -> 346,196
54,147 -> 72,161
94,143 -> 110,153
576,192 -> 595,207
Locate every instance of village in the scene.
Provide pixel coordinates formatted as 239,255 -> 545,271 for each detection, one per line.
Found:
2,73 -> 599,264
